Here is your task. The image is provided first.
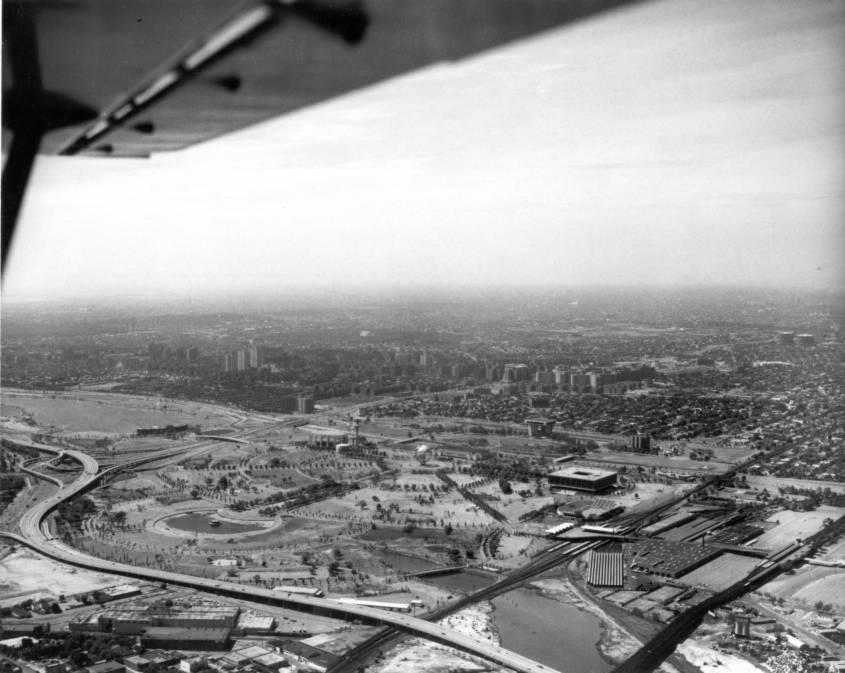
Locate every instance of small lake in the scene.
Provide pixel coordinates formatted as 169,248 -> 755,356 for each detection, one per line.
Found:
166,512 -> 266,534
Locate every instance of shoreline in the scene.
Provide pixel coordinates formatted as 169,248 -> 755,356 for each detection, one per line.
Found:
525,575 -> 643,668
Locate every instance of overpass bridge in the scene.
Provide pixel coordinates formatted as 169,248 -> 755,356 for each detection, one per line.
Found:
197,435 -> 251,444
401,565 -> 465,579
5,444 -> 565,673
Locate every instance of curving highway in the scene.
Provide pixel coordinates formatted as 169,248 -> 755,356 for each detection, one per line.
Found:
3,441 -> 565,673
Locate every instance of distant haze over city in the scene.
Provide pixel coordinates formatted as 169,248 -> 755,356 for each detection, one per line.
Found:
4,0 -> 844,298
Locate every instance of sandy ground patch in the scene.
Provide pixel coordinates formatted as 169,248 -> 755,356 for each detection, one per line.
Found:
441,603 -> 499,644
374,603 -> 508,673
0,419 -> 38,434
376,641 -> 502,673
676,640 -> 766,673
0,548 -> 123,596
495,534 -> 534,559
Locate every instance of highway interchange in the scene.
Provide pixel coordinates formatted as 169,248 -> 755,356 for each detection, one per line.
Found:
2,439 -> 568,673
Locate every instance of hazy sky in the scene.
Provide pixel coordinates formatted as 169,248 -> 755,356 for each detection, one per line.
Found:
4,0 -> 844,299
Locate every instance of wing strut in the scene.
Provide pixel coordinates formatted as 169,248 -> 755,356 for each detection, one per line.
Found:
2,3 -> 98,271
2,4 -> 44,270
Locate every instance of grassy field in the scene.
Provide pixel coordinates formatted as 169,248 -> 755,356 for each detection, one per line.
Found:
763,565 -> 845,610
298,484 -> 496,528
470,480 -> 554,521
753,506 -> 845,549
815,536 -> 845,562
746,475 -> 845,495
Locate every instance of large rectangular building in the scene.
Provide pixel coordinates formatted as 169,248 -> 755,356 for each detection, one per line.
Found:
549,466 -> 617,493
630,539 -> 722,578
140,627 -> 231,651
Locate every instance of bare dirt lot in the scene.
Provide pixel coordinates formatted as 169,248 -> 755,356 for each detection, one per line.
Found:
0,546 -> 125,597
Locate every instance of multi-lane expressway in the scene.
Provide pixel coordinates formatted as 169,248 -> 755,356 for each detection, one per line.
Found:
3,442 -> 567,673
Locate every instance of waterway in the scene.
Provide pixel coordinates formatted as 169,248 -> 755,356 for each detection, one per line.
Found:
165,512 -> 265,535
374,551 -> 495,593
492,587 -> 611,673
375,550 -> 611,671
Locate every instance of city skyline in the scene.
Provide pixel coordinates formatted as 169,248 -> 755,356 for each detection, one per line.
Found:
3,0 -> 844,299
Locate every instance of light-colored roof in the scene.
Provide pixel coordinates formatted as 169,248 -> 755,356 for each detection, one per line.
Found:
550,466 -> 617,480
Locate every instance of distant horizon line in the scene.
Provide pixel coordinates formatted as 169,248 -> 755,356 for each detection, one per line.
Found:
3,281 -> 843,306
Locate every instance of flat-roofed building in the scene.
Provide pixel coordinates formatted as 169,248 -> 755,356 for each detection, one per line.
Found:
630,539 -> 721,578
86,662 -> 125,673
233,646 -> 272,661
253,653 -> 289,671
587,549 -> 624,587
236,614 -> 276,634
123,655 -> 151,673
97,584 -> 141,602
549,466 -> 617,493
140,627 -> 230,651
219,651 -> 251,669
525,417 -> 555,438
69,613 -> 102,633
281,642 -> 340,673
640,511 -> 697,537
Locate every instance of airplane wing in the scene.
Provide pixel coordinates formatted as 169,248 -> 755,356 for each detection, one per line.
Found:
4,0 -> 643,158
2,0 -> 642,263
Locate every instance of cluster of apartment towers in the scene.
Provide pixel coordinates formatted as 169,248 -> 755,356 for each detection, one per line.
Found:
497,362 -> 654,394
221,346 -> 260,373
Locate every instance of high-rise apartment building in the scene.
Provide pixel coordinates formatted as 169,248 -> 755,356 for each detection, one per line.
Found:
297,394 -> 314,414
502,363 -> 530,382
553,366 -> 570,386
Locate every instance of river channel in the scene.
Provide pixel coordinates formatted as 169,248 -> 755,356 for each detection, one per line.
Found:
374,551 -> 611,672
492,587 -> 610,673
